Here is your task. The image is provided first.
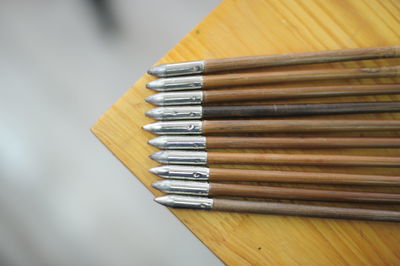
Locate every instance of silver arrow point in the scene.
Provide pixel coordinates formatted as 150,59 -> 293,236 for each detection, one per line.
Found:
145,94 -> 162,105
146,79 -> 165,91
154,195 -> 175,206
147,65 -> 167,77
147,136 -> 167,148
145,107 -> 164,120
151,180 -> 170,192
149,150 -> 169,163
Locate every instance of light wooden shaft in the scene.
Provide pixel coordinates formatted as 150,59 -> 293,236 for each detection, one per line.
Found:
204,46 -> 400,73
203,119 -> 400,134
209,183 -> 400,203
207,152 -> 400,167
202,101 -> 400,118
213,199 -> 400,222
203,84 -> 400,103
206,136 -> 400,149
209,168 -> 400,186
202,66 -> 400,88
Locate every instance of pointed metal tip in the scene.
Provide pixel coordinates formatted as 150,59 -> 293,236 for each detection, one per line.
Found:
151,180 -> 174,193
149,151 -> 168,163
153,180 -> 210,195
145,82 -> 153,90
145,107 -> 164,120
149,152 -> 157,161
155,195 -> 213,209
154,195 -> 174,207
147,76 -> 203,92
142,121 -> 163,134
148,165 -> 210,180
150,150 -> 207,165
147,64 -> 167,77
146,79 -> 165,91
145,94 -> 160,105
146,91 -> 204,106
144,95 -> 152,103
142,121 -> 202,135
148,61 -> 205,78
144,109 -> 153,119
148,166 -> 159,175
147,68 -> 157,76
142,123 -> 152,132
151,180 -> 162,190
148,106 -> 203,121
147,93 -> 167,106
148,136 -> 166,148
152,180 -> 172,193
148,136 -> 206,150
153,196 -> 162,204
148,165 -> 170,178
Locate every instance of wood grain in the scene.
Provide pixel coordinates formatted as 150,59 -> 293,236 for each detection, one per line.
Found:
213,199 -> 400,222
203,119 -> 400,134
207,151 -> 400,167
202,101 -> 400,118
206,136 -> 400,148
92,0 -> 400,264
203,83 -> 400,103
209,167 -> 400,186
203,66 -> 400,88
209,182 -> 400,203
204,46 -> 400,73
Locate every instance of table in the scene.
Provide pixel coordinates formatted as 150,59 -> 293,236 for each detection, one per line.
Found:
92,0 -> 400,264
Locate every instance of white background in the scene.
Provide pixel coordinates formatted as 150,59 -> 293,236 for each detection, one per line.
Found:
0,1 -> 222,265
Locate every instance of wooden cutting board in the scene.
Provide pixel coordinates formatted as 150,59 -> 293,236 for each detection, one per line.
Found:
92,0 -> 400,264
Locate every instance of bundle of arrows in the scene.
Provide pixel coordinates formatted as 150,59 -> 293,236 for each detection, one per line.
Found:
144,46 -> 400,222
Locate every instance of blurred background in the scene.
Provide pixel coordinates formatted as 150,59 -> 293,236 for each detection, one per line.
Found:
0,1 -> 222,265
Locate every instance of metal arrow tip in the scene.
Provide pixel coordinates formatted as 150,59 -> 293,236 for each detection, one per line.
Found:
154,195 -> 174,206
146,79 -> 165,91
145,94 -> 162,105
147,136 -> 167,149
147,64 -> 167,77
145,107 -> 164,120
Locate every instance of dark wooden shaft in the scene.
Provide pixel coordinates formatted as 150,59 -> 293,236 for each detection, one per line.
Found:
203,84 -> 400,103
209,183 -> 400,203
206,136 -> 400,149
203,46 -> 400,73
207,152 -> 400,167
209,168 -> 400,186
202,119 -> 400,134
202,66 -> 400,88
202,101 -> 400,119
213,199 -> 400,222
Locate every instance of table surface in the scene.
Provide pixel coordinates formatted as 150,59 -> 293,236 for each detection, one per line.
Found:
92,0 -> 400,264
